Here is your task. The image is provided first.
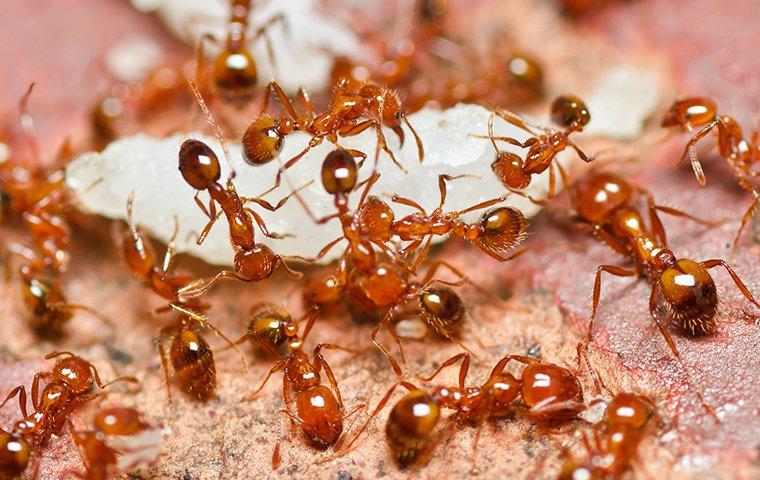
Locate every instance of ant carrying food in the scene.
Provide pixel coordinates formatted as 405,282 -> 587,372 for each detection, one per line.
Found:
0,351 -> 136,479
662,97 -> 760,247
474,95 -> 593,200
66,407 -> 156,479
338,349 -> 587,468
242,309 -> 364,450
242,77 -> 423,196
568,172 -> 760,416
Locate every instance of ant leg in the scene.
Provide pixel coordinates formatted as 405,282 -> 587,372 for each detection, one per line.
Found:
410,236 -> 434,273
313,345 -> 346,408
244,208 -> 291,239
420,353 -> 470,390
18,83 -> 41,163
296,87 -> 315,119
435,174 -> 480,211
155,327 -> 174,406
275,255 -> 305,280
242,360 -> 286,401
162,215 -> 180,273
493,109 -> 544,136
370,311 -> 405,377
589,265 -> 638,341
732,190 -> 760,250
546,161 -> 557,199
0,386 -> 28,417
390,194 -> 427,214
470,133 -> 535,149
567,141 -> 594,163
337,380 -> 418,454
260,80 -> 300,121
195,197 -> 221,246
401,112 -> 424,162
83,357 -> 137,390
259,136 -> 324,198
249,14 -> 287,77
60,303 -> 115,329
575,342 -> 610,396
700,259 -> 760,310
677,120 -> 719,186
169,303 -> 248,372
177,270 -> 250,298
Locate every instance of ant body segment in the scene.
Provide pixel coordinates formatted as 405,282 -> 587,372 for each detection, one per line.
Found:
475,95 -> 593,199
662,97 -> 760,247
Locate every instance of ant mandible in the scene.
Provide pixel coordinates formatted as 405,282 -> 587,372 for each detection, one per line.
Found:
241,77 -> 424,197
662,97 -> 760,247
242,310 -> 365,450
474,94 -> 593,200
338,348 -> 586,468
569,172 -> 760,417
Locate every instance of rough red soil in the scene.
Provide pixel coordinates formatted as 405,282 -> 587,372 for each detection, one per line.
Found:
0,0 -> 758,479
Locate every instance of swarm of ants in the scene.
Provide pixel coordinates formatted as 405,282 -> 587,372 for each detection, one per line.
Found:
0,0 -> 758,478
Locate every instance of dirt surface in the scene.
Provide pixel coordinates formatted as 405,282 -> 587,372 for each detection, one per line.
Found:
0,0 -> 758,479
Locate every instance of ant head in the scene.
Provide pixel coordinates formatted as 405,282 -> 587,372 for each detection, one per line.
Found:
178,139 -> 221,190
214,47 -> 258,107
234,245 -> 279,281
51,355 -> 94,394
242,115 -> 283,166
606,393 -> 653,429
659,258 -> 718,334
94,407 -> 146,435
550,94 -> 590,130
419,286 -> 465,326
0,430 -> 30,475
321,149 -> 358,194
389,389 -> 440,439
661,97 -> 717,128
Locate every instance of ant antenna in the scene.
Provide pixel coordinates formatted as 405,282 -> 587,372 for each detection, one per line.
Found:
188,79 -> 236,178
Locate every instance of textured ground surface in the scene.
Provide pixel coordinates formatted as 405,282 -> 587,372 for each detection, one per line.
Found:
0,0 -> 758,479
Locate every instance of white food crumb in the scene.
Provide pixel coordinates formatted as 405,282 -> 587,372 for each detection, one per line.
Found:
66,104 -> 565,266
585,65 -> 661,140
106,35 -> 165,83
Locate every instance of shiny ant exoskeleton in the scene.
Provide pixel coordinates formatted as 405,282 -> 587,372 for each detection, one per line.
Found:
67,407 -> 156,479
389,173 -> 527,269
242,311 -> 364,450
662,97 -> 760,247
241,77 -> 423,196
230,303 -> 319,359
119,195 -> 246,402
338,350 -> 586,468
0,351 -> 136,476
475,95 -> 593,200
569,172 -> 760,417
557,393 -> 656,480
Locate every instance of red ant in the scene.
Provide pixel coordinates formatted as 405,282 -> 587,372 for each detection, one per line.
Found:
197,0 -> 284,107
568,172 -> 760,416
557,392 -> 657,480
0,427 -> 30,479
662,97 -> 760,247
66,407 -> 157,479
230,303 -> 319,359
2,84 -> 112,338
119,194 -> 247,402
0,352 -> 136,477
389,173 -> 527,269
338,348 -> 587,468
474,95 -> 593,200
174,82 -> 314,298
241,77 -> 423,196
242,310 -> 364,450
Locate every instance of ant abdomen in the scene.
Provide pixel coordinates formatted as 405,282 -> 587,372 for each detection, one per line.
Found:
242,115 -> 283,166
178,139 -> 222,190
0,430 -> 30,477
659,258 -> 718,334
385,389 -> 440,468
22,272 -> 71,338
296,386 -> 344,449
520,363 -> 583,421
234,246 -> 279,281
419,286 -> 465,339
572,172 -> 633,224
491,151 -> 530,189
322,149 -> 358,195
214,47 -> 258,106
171,327 -> 216,400
476,207 -> 527,256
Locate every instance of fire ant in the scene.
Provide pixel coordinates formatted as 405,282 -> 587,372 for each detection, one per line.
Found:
662,97 -> 760,247
557,393 -> 656,480
241,77 -> 423,195
198,0 -> 284,107
474,95 -> 593,200
242,309 -> 364,450
0,428 -> 30,479
0,352 -> 136,465
389,173 -> 527,269
67,406 -> 158,479
569,172 -> 760,416
339,349 -> 586,468
175,82 -> 314,298
119,194 -> 247,402
230,303 -> 319,359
